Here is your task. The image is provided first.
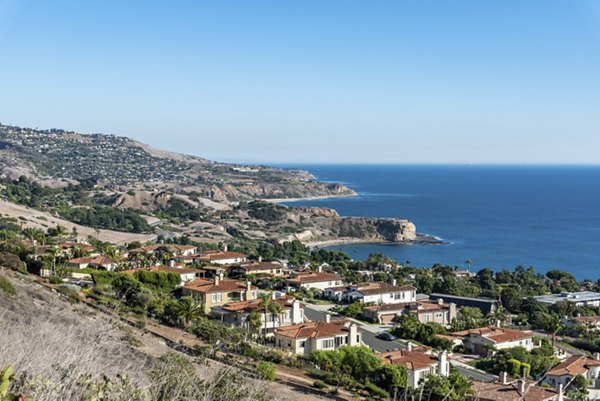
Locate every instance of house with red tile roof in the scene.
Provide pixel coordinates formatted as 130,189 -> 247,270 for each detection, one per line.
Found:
283,271 -> 344,291
66,255 -> 118,271
455,324 -> 535,355
472,373 -> 563,401
182,276 -> 257,313
274,317 -> 360,356
379,345 -> 449,388
362,299 -> 457,325
543,354 -> 600,388
211,295 -> 304,336
197,250 -> 248,265
344,281 -> 417,304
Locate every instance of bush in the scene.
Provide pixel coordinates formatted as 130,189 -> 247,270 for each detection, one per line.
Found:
256,361 -> 277,381
0,275 -> 16,297
48,275 -> 62,284
313,380 -> 327,389
364,381 -> 389,398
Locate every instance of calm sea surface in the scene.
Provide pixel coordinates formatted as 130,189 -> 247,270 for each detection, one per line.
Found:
279,165 -> 600,280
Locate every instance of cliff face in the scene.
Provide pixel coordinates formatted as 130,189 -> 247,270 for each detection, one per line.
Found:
374,219 -> 417,242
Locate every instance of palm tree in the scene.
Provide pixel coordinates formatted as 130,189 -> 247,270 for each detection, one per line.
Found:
258,293 -> 272,340
547,315 -> 564,347
174,297 -> 204,329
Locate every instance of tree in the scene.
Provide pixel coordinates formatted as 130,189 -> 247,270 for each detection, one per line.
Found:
376,364 -> 408,391
256,361 -> 277,381
569,374 -> 589,401
345,301 -> 364,317
418,368 -> 473,401
173,297 -> 204,329
452,306 -> 484,331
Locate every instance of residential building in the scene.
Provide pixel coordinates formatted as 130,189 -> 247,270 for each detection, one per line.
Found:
573,315 -> 600,329
66,256 -> 118,271
472,373 -> 563,401
543,354 -> 600,388
211,295 -> 304,336
129,265 -> 204,286
457,325 -> 535,355
343,282 -> 416,304
182,276 -> 258,314
283,271 -> 344,291
379,345 -> 449,388
362,299 -> 457,325
274,318 -> 361,357
198,250 -> 248,265
535,292 -> 600,307
228,261 -> 285,278
130,244 -> 198,257
429,293 -> 499,315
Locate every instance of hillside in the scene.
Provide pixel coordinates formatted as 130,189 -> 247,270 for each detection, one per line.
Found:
0,272 -> 322,401
0,123 -> 431,245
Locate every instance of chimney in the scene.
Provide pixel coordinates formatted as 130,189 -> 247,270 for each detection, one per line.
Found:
317,264 -> 323,273
245,281 -> 253,300
407,342 -> 413,352
271,291 -> 277,300
219,272 -> 224,281
349,323 -> 359,346
519,379 -> 526,394
258,256 -> 262,262
292,300 -> 302,324
325,313 -> 331,323
594,352 -> 600,361
215,275 -> 220,286
169,259 -> 175,267
438,298 -> 444,305
438,350 -> 449,377
557,384 -> 564,401
496,319 -> 502,328
223,244 -> 228,252
392,279 -> 397,286
500,371 -> 508,385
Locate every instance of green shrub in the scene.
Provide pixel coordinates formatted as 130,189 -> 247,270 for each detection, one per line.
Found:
313,380 -> 327,389
364,381 -> 389,398
0,274 -> 16,297
256,361 -> 277,381
48,275 -> 62,284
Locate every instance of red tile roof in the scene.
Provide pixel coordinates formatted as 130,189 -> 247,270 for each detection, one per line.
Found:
465,326 -> 533,344
379,349 -> 439,370
473,380 -> 559,401
285,271 -> 342,284
546,355 -> 600,377
275,320 -> 353,339
183,278 -> 255,294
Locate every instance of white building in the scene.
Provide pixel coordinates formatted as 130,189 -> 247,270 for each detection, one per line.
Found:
379,345 -> 449,388
274,317 -> 361,357
543,354 -> 600,389
535,292 -> 600,307
344,282 -> 416,305
457,325 -> 535,355
283,271 -> 344,291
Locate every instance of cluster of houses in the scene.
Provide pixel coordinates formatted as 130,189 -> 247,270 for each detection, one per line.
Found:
31,239 -> 600,400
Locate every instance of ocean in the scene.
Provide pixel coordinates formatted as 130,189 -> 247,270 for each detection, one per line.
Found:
279,165 -> 600,280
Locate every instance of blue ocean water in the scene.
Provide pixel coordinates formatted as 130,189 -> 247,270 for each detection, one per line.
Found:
280,165 -> 600,280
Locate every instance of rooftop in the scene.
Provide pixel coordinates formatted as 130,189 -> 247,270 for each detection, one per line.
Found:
183,278 -> 255,294
545,355 -> 600,377
379,349 -> 440,370
275,320 -> 354,339
534,291 -> 600,304
472,380 -> 559,401
284,271 -> 342,284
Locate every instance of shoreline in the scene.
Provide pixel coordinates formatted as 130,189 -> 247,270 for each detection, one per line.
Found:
263,193 -> 358,203
305,234 -> 444,249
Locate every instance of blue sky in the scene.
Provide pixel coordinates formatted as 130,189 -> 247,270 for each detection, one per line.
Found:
1,0 -> 600,164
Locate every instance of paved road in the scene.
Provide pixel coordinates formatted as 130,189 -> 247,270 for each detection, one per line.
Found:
450,360 -> 496,382
303,303 -> 401,352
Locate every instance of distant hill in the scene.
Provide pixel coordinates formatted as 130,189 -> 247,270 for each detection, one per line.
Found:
0,122 -> 428,245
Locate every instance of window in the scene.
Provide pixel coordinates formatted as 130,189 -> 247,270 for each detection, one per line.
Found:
321,339 -> 334,349
211,293 -> 222,303
300,340 -> 306,348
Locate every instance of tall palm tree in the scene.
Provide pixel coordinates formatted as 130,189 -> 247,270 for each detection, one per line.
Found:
174,297 -> 204,329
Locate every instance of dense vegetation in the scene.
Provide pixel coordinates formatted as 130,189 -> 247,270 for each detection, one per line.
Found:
58,205 -> 153,233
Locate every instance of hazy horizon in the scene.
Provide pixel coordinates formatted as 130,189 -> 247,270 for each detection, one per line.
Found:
2,1 -> 600,164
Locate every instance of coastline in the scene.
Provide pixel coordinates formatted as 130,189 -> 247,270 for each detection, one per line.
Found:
263,193 -> 358,204
305,234 -> 444,249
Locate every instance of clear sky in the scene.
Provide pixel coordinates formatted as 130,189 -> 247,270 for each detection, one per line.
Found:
1,0 -> 600,164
